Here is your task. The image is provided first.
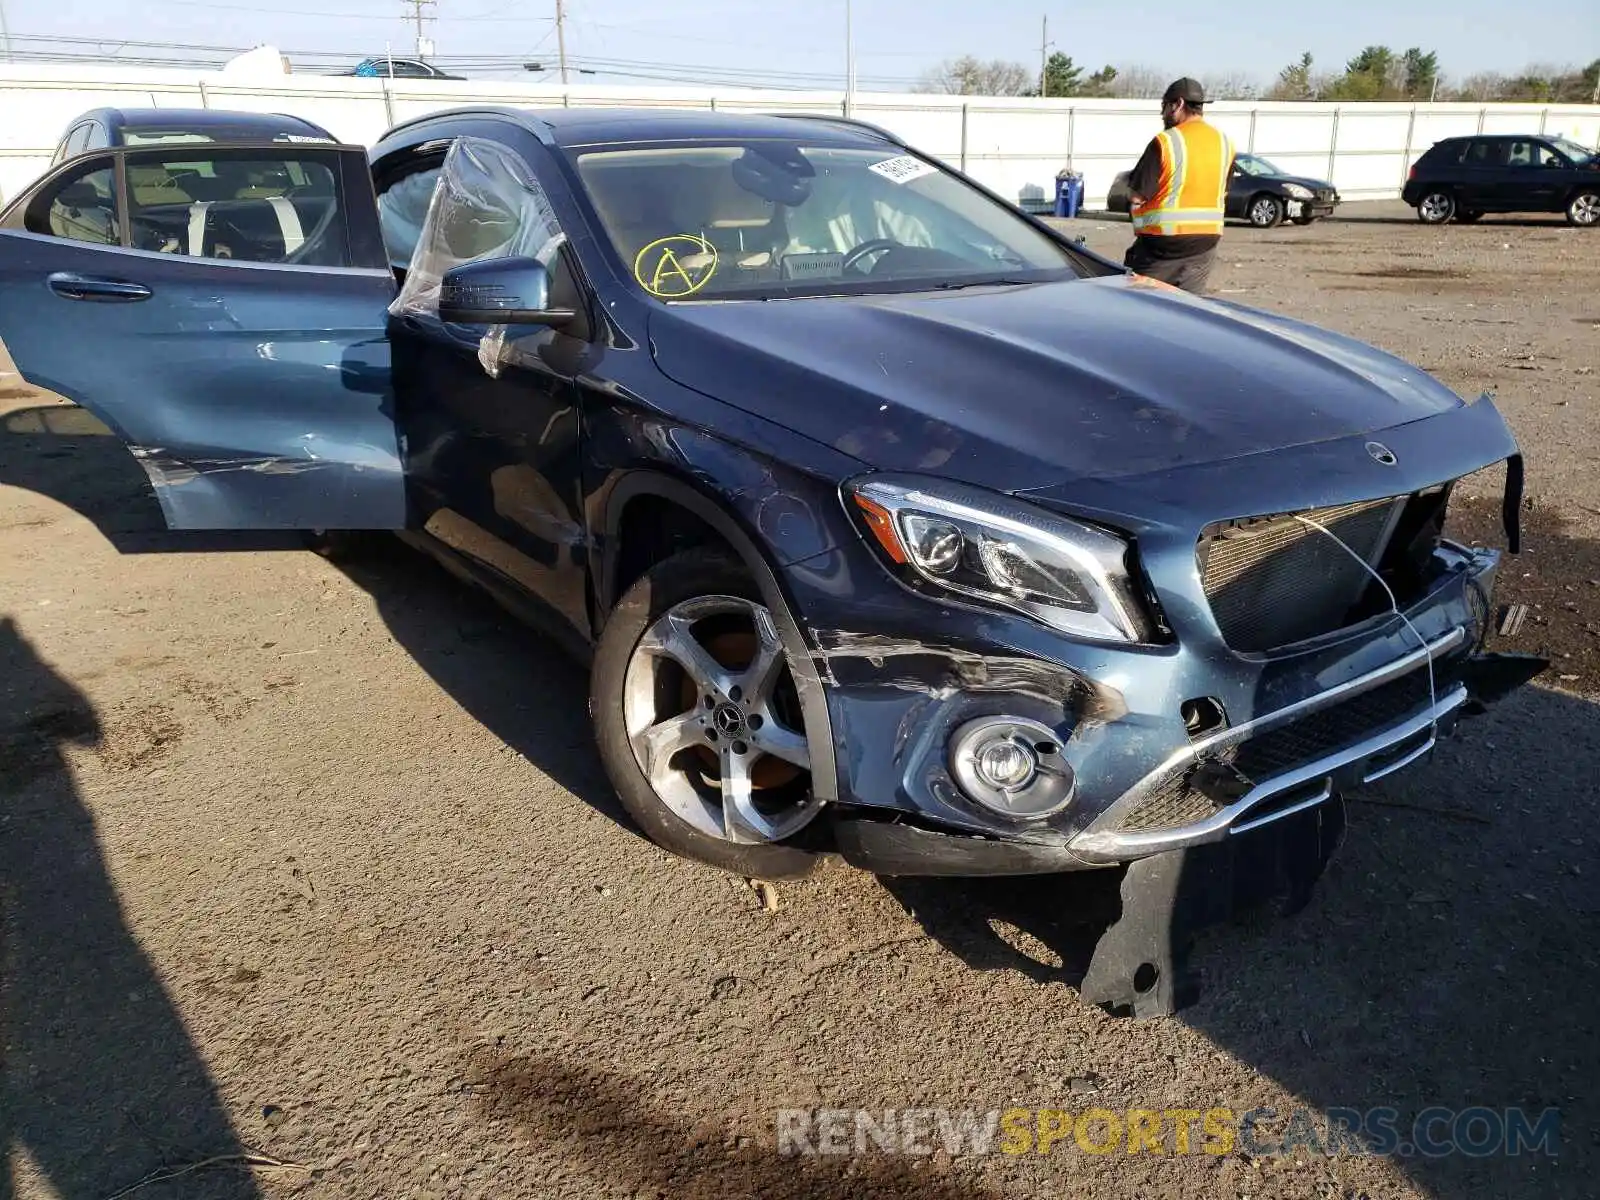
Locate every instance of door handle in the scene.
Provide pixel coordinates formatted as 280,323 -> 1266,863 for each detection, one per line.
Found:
46,272 -> 152,302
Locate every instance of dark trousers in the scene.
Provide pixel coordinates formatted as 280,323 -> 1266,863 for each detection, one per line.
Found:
1123,240 -> 1217,294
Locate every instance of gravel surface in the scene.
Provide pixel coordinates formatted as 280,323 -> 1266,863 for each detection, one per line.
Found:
1,201 -> 1596,1199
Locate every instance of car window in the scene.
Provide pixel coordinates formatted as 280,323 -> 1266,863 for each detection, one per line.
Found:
572,140 -> 1081,300
1464,140 -> 1508,168
377,160 -> 445,271
34,160 -> 120,245
1506,141 -> 1542,168
1549,137 -> 1593,164
123,150 -> 351,267
391,136 -> 566,320
1532,142 -> 1569,168
1233,153 -> 1281,177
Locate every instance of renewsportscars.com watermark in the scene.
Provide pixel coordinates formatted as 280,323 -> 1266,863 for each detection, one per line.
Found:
777,1106 -> 1560,1159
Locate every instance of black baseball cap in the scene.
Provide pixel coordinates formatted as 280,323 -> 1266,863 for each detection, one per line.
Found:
1163,77 -> 1206,105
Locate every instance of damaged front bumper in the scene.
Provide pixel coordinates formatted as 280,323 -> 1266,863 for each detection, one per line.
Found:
807,538 -> 1540,878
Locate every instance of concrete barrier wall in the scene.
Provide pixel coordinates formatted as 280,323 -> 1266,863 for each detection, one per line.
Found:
0,63 -> 1596,210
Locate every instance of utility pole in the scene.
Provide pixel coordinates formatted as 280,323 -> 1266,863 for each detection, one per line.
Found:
844,0 -> 855,114
401,0 -> 436,58
0,0 -> 13,63
1040,15 -> 1048,98
555,0 -> 569,84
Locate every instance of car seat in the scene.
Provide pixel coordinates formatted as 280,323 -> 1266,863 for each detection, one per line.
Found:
666,166 -> 785,271
47,179 -> 117,244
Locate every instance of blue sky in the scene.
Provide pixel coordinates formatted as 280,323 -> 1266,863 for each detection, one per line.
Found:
6,0 -> 1589,88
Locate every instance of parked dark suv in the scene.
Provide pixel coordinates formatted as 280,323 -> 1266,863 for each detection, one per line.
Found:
1403,134 -> 1600,226
0,107 -> 1543,1014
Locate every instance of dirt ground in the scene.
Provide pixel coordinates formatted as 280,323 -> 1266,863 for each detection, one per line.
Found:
1,201 -> 1597,1199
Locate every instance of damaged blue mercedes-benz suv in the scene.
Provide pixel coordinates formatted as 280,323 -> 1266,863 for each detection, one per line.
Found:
0,107 -> 1543,1015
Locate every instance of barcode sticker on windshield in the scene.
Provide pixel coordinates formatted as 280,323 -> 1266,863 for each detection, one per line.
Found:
869,155 -> 936,185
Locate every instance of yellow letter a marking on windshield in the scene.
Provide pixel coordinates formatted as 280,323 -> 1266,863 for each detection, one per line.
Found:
652,247 -> 696,295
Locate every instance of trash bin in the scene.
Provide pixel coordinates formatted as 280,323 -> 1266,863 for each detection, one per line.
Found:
1053,169 -> 1084,219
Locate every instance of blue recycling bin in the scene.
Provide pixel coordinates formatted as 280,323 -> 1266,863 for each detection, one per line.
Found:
1054,171 -> 1084,218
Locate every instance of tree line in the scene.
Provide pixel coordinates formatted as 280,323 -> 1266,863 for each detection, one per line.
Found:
917,49 -> 1600,104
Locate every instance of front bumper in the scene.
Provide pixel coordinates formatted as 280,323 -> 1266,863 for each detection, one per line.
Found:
809,539 -> 1534,877
1287,197 -> 1338,220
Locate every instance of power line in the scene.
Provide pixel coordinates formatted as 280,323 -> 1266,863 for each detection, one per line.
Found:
0,27 -> 931,86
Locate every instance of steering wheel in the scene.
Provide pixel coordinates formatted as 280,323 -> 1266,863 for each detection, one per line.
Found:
842,238 -> 904,273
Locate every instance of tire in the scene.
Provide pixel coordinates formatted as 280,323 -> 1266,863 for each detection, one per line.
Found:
1416,190 -> 1456,224
1453,210 -> 1484,224
1247,194 -> 1284,228
1291,213 -> 1316,226
1567,190 -> 1600,228
591,547 -> 822,879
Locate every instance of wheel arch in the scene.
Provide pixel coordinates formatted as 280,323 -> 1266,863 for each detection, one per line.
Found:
596,468 -> 841,806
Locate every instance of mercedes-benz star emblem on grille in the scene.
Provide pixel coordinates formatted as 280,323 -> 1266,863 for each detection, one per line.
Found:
1365,441 -> 1398,466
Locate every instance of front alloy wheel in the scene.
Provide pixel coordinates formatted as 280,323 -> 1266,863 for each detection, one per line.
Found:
1568,190 -> 1600,227
592,549 -> 821,877
1248,194 -> 1284,228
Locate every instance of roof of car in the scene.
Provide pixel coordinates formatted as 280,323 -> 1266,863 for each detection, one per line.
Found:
379,105 -> 899,150
74,108 -> 335,139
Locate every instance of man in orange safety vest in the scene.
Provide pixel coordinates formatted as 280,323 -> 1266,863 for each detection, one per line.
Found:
1124,77 -> 1236,294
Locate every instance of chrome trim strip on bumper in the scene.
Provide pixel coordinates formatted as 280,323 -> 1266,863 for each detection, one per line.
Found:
1081,624 -> 1467,837
1069,682 -> 1469,863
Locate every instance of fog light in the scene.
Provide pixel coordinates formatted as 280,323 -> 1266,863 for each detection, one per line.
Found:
949,716 -> 1076,820
975,739 -> 1037,790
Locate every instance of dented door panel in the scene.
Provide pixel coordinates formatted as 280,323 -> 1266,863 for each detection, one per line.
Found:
0,231 -> 403,529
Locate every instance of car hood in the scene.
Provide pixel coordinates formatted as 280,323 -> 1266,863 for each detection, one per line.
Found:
647,274 -> 1465,493
1264,173 -> 1336,192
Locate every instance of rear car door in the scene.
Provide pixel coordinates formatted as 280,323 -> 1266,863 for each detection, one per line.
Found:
0,143 -> 405,530
1457,137 -> 1508,211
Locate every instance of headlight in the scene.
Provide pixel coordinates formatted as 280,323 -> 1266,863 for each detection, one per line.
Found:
845,475 -> 1161,643
1283,183 -> 1314,199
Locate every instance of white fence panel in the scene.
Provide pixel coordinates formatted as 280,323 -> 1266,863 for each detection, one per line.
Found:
0,64 -> 1594,210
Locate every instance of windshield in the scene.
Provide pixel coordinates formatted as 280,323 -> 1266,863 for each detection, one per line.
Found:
1549,136 -> 1594,164
569,140 -> 1082,300
1233,153 -> 1284,177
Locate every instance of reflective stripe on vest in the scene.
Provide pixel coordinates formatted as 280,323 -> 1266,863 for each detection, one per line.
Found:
1131,120 -> 1233,238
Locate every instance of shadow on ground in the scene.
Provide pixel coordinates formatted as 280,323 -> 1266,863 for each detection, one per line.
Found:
466,1050 -> 1002,1199
0,620 -> 262,1199
0,398 -> 304,554
330,534 -> 630,827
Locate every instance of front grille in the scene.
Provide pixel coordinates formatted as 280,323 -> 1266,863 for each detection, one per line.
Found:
1112,658 -> 1453,833
1316,188 -> 1336,202
1198,498 -> 1404,652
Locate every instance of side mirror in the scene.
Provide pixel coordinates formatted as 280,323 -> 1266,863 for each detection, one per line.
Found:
438,256 -> 575,327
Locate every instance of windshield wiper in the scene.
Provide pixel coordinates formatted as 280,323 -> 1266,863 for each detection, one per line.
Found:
929,278 -> 1039,291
